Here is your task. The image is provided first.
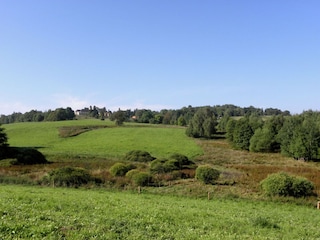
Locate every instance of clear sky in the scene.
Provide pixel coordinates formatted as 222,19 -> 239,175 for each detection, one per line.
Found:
1,1 -> 319,115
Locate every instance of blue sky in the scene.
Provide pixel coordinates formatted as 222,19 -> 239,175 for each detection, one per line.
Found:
1,1 -> 319,115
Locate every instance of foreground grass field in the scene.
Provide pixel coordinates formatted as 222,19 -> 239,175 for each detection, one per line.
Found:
1,185 -> 320,240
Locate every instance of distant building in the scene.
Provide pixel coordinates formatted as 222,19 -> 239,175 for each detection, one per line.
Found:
75,107 -> 112,118
75,108 -> 90,116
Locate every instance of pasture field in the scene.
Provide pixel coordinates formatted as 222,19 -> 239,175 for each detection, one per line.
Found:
3,120 -> 203,159
1,185 -> 320,240
2,119 -> 320,200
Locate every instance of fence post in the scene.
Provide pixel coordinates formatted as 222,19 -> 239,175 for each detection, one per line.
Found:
138,186 -> 141,194
317,201 -> 320,210
208,192 -> 210,200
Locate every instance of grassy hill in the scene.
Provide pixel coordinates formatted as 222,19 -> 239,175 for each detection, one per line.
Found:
1,185 -> 320,239
4,119 -> 203,159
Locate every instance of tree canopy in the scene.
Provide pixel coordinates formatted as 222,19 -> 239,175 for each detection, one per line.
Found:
186,108 -> 217,138
224,111 -> 320,161
0,124 -> 8,149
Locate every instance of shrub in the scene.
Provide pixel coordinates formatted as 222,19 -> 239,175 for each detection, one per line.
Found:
11,148 -> 48,165
125,169 -> 140,179
124,150 -> 156,162
168,153 -> 195,169
195,165 -> 220,184
163,159 -> 180,171
131,172 -> 153,186
150,154 -> 196,174
150,158 -> 178,174
260,172 -> 314,197
43,167 -> 92,187
291,177 -> 315,197
150,159 -> 167,174
109,163 -> 135,177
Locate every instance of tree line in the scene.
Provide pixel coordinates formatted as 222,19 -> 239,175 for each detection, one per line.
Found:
186,108 -> 320,161
110,105 -> 290,126
0,104 -> 289,125
0,107 -> 75,123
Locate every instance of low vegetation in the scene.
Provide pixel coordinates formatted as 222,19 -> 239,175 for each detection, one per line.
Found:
123,150 -> 156,162
260,172 -> 315,197
109,163 -> 136,177
195,165 -> 220,184
42,167 -> 95,187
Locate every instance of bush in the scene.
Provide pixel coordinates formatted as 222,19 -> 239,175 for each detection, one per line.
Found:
125,169 -> 140,179
11,148 -> 48,165
131,172 -> 153,186
260,172 -> 314,197
195,165 -> 220,184
109,163 -> 135,177
150,154 -> 196,174
150,158 -> 177,174
43,167 -> 92,187
124,150 -> 156,162
291,177 -> 315,197
168,153 -> 195,169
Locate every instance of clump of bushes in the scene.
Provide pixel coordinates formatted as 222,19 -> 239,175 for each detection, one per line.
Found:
109,163 -> 136,177
195,165 -> 220,184
132,172 -> 153,186
150,158 -> 178,174
42,167 -> 94,187
124,150 -> 155,162
150,154 -> 195,174
10,148 -> 48,165
125,169 -> 153,186
260,172 -> 314,197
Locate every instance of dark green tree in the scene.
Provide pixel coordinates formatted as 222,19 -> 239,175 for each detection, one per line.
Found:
186,108 -> 217,138
112,109 -> 126,126
0,124 -> 8,148
46,108 -> 75,121
248,113 -> 264,131
232,118 -> 254,150
0,124 -> 9,158
140,110 -> 154,123
65,107 -> 75,120
216,115 -> 230,132
153,114 -> 164,124
249,115 -> 284,152
225,118 -> 237,142
277,112 -> 320,160
177,115 -> 187,126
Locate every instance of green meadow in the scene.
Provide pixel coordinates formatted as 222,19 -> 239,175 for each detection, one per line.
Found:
1,185 -> 320,240
4,120 -> 203,159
